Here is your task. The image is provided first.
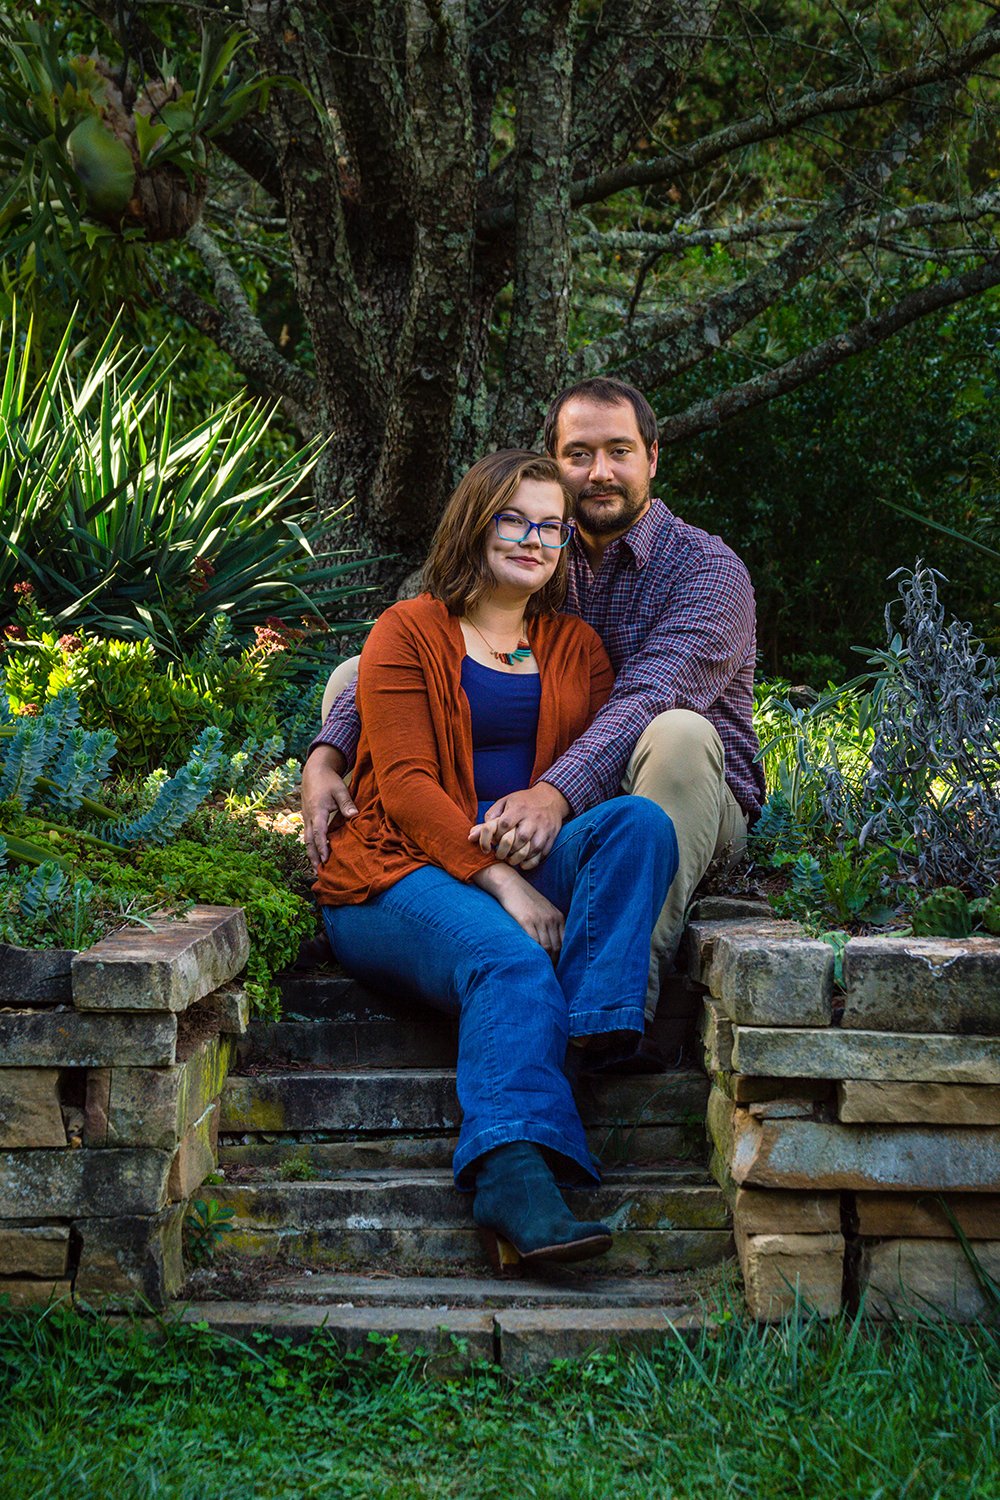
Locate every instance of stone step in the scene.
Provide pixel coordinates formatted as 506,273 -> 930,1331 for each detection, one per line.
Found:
220,1067 -> 710,1137
220,1223 -> 732,1276
218,1118 -> 705,1172
212,1168 -> 724,1230
192,1268 -> 713,1308
168,1298 -> 706,1373
265,973 -> 704,1070
209,1168 -> 731,1276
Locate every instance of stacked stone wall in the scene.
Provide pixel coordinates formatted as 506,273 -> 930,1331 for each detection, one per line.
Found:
0,907 -> 249,1308
689,902 -> 1000,1322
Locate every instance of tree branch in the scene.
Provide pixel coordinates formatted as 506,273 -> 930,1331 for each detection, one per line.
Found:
478,16 -> 1000,233
164,225 -> 317,433
573,72 -> 968,387
567,1 -> 719,181
656,254 -> 1000,445
573,188 -> 1000,259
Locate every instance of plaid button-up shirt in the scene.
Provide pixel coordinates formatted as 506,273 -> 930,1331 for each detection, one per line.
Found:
313,498 -> 764,820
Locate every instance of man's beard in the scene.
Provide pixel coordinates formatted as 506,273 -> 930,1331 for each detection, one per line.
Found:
574,480 -> 650,536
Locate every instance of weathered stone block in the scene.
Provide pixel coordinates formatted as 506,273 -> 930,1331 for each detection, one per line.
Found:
854,1192 -> 1000,1240
0,944 -> 75,1005
726,1113 -> 1000,1192
0,1277 -> 72,1307
732,1187 -> 841,1235
688,897 -> 776,923
842,936 -> 1000,1034
196,984 -> 250,1036
84,1069 -> 111,1146
838,1080 -> 1000,1125
72,906 -> 249,1013
700,999 -> 735,1072
860,1238 -> 1000,1322
712,934 -> 834,1027
732,1025 -> 1000,1084
685,918 -> 799,990
73,1206 -> 185,1307
0,1069 -> 65,1147
0,1010 -> 176,1068
713,1071 -> 834,1106
0,1221 -> 70,1275
167,1102 -> 219,1201
107,1032 -> 235,1148
496,1307 -> 702,1375
0,1148 -> 170,1218
737,1230 -> 844,1321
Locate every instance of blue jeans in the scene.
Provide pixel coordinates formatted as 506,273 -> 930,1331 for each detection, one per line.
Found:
321,797 -> 677,1187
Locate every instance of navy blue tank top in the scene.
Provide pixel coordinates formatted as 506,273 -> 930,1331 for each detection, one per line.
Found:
460,656 -> 541,819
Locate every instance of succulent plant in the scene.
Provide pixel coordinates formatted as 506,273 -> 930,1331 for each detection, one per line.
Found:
910,886 -> 973,939
969,885 -> 1000,937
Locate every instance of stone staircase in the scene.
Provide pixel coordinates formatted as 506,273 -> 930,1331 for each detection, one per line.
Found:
177,970 -> 735,1369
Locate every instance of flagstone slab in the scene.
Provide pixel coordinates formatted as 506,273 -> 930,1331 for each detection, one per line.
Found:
0,1010 -> 176,1068
106,1033 -> 235,1148
854,1192 -> 1000,1239
859,1238 -> 1000,1322
0,1148 -> 171,1218
711,933 -> 834,1027
725,1113 -> 1000,1192
685,918 -> 801,990
0,944 -> 75,1005
167,1102 -> 219,1201
72,906 -> 249,1013
837,1080 -> 1000,1125
736,1230 -> 845,1321
842,936 -> 1000,1034
74,1206 -> 185,1306
0,1221 -> 70,1276
0,1069 -> 65,1147
732,1025 -> 1000,1084
732,1187 -> 841,1235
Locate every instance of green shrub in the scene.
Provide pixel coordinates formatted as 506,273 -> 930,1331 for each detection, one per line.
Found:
3,608 -> 315,772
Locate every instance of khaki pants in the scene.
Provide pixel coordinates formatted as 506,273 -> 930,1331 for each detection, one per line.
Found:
321,666 -> 747,1020
622,710 -> 747,1018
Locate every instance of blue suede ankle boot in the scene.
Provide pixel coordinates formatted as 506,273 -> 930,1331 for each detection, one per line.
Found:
472,1141 -> 612,1271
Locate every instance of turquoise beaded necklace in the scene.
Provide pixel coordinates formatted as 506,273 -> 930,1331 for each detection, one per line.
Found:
466,617 -> 532,666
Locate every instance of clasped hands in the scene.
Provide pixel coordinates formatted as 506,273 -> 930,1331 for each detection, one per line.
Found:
467,782 -> 570,871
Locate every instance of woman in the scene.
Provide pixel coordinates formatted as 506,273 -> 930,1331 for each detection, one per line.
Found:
315,450 -> 678,1269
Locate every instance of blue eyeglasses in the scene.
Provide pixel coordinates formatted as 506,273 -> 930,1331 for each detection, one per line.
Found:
493,512 -> 575,549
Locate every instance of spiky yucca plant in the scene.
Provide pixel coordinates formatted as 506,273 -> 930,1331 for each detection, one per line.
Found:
0,305 -> 378,655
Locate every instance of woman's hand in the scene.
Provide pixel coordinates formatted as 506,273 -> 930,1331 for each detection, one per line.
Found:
468,817 -> 540,870
471,864 -> 565,957
469,781 -> 570,871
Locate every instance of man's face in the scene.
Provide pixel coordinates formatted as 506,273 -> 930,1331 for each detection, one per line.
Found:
553,398 -> 658,539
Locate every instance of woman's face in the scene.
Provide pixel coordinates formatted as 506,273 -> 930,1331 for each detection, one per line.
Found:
482,478 -> 568,599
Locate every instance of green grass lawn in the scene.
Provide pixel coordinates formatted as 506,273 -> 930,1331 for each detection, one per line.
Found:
1,1302 -> 998,1499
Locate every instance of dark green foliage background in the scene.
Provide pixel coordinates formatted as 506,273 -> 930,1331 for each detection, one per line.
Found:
659,279 -> 1000,677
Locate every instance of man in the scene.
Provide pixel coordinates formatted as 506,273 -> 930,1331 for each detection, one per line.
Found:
302,377 -> 764,1019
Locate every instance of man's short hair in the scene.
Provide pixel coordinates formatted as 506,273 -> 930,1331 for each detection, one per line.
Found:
544,378 -> 659,457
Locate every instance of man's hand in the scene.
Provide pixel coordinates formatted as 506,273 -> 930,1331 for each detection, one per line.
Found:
468,781 -> 570,870
471,863 -> 565,957
300,744 -> 357,872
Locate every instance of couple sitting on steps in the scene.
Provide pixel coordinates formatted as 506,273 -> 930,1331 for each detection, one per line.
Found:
301,376 -> 763,1272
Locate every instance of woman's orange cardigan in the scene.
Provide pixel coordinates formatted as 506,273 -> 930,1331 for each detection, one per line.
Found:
313,594 -> 614,906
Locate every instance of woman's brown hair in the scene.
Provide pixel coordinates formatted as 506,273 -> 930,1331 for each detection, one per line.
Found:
422,450 -> 574,617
